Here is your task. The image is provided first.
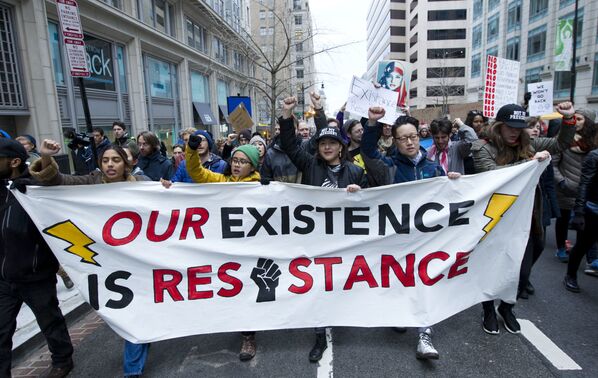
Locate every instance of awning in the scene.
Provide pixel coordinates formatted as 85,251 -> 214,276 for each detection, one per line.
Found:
218,105 -> 229,123
192,102 -> 217,125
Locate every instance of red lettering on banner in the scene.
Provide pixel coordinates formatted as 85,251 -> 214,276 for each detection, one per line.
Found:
288,258 -> 313,294
343,255 -> 378,290
448,251 -> 471,279
314,257 -> 343,291
381,254 -> 415,287
147,210 -> 180,242
418,252 -> 450,286
217,262 -> 243,297
188,265 -> 213,300
153,269 -> 183,303
180,208 -> 209,240
103,211 -> 142,246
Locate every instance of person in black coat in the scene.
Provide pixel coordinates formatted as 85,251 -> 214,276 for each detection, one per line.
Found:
0,139 -> 73,377
278,96 -> 366,362
135,131 -> 173,181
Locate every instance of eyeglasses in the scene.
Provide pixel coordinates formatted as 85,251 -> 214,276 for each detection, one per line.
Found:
395,134 -> 419,143
231,157 -> 251,165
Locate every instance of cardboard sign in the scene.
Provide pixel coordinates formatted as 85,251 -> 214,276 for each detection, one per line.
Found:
527,81 -> 554,117
483,56 -> 520,118
228,103 -> 254,133
346,76 -> 400,125
376,60 -> 412,109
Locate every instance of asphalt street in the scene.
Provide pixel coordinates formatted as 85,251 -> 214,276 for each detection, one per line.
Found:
15,227 -> 598,377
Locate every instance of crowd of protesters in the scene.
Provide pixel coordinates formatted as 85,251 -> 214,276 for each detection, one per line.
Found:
1,87 -> 597,377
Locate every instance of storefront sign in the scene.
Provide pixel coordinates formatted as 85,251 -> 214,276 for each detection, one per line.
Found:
84,35 -> 115,91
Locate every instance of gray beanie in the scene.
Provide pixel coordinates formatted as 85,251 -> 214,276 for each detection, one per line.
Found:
576,108 -> 596,123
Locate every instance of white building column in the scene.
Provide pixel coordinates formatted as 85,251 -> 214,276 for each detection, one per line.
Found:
178,58 -> 193,130
126,37 -> 148,136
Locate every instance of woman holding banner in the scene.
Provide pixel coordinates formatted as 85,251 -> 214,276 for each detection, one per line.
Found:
278,96 -> 366,363
471,102 -> 576,335
28,140 -> 151,377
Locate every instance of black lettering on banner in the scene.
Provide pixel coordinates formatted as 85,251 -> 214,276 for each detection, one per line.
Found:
105,271 -> 134,309
316,207 -> 342,234
293,205 -> 315,234
448,200 -> 474,226
247,207 -> 278,237
88,274 -> 99,310
221,207 -> 244,238
379,204 -> 410,235
414,202 -> 444,232
345,207 -> 370,235
281,206 -> 290,235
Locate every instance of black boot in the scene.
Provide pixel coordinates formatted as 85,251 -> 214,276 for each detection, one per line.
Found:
481,301 -> 499,335
309,332 -> 327,362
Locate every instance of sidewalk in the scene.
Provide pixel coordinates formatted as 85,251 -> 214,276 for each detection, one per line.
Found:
13,279 -> 85,349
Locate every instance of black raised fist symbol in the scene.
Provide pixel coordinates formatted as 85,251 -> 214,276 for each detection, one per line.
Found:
251,258 -> 281,302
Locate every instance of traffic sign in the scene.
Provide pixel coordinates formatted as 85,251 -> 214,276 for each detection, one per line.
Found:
57,0 -> 84,39
64,38 -> 90,77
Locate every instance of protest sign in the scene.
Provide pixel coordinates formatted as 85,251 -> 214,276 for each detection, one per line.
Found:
527,81 -> 554,117
228,103 -> 253,133
346,76 -> 400,124
376,60 -> 412,108
16,161 -> 547,343
483,56 -> 520,118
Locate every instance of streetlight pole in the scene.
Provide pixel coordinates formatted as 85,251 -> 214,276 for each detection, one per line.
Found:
570,0 -> 579,102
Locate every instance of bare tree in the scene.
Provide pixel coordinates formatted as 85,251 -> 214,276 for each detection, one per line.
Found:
424,50 -> 466,116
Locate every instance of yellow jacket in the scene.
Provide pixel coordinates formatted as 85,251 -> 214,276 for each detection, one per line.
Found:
185,148 -> 261,183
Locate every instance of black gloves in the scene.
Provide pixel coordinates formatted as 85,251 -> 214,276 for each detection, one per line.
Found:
259,177 -> 271,185
10,178 -> 35,194
570,213 -> 585,231
187,134 -> 201,150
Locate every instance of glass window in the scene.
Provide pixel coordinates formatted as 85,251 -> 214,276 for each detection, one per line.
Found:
428,9 -> 467,21
191,70 -> 209,103
525,67 -> 543,87
592,54 -> 598,95
217,79 -> 228,106
473,0 -> 483,19
146,55 -> 174,98
487,14 -> 499,43
295,15 -> 302,25
138,0 -> 174,36
213,37 -> 228,65
100,0 -> 122,8
471,53 -> 481,78
186,18 -> 207,52
506,37 -> 520,61
472,25 -> 482,49
486,46 -> 498,59
529,0 -> 548,22
427,48 -> 466,59
296,69 -> 304,79
554,71 -> 571,98
296,42 -> 303,52
527,25 -> 547,62
428,29 -> 466,40
47,22 -> 65,86
116,45 -> 127,93
259,10 -> 265,19
488,0 -> 500,11
83,34 -> 115,91
507,1 -> 521,30
559,0 -> 575,9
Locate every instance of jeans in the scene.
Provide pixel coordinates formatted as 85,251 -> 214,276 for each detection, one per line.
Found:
123,341 -> 150,376
519,233 -> 545,291
567,211 -> 598,279
0,277 -> 73,377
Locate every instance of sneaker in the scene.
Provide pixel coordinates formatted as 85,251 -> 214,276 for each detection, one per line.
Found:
309,333 -> 327,362
239,335 -> 256,361
563,275 -> 580,293
517,289 -> 529,300
393,327 -> 407,333
584,261 -> 598,277
482,309 -> 499,335
497,304 -> 521,334
416,331 -> 439,360
39,361 -> 73,378
555,248 -> 569,263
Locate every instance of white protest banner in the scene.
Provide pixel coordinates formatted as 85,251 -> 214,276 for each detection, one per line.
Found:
346,76 -> 400,124
15,161 -> 547,343
528,81 -> 554,117
554,19 -> 574,72
483,56 -> 520,119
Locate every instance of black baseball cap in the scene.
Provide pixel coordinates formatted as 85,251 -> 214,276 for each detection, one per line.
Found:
0,139 -> 28,162
495,104 -> 528,128
316,127 -> 347,145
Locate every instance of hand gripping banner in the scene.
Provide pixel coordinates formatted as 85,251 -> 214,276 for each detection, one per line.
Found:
14,161 -> 548,343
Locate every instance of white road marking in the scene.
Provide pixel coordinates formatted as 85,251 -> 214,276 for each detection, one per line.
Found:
317,328 -> 333,378
519,319 -> 582,371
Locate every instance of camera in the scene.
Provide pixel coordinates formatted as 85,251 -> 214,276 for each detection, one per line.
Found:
63,128 -> 91,149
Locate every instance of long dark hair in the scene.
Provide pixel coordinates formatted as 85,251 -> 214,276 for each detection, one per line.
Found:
576,115 -> 597,151
98,145 -> 132,179
465,110 -> 488,127
488,122 -> 533,165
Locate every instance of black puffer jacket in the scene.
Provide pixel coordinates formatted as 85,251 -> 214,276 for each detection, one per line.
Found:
136,150 -> 173,181
574,149 -> 598,215
0,174 -> 59,283
279,116 -> 367,188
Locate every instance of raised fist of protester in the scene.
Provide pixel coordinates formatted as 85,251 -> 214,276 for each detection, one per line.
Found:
187,134 -> 202,150
250,258 -> 281,302
368,107 -> 386,123
556,101 -> 575,119
281,96 -> 297,119
533,150 -> 551,162
226,133 -> 238,145
570,213 -> 585,231
39,139 -> 61,156
309,91 -> 322,110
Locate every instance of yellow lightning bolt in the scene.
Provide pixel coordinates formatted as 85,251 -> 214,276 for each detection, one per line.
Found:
481,193 -> 519,241
43,220 -> 101,266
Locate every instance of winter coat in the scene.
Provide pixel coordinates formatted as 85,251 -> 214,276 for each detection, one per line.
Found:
260,136 -> 301,183
0,173 -> 59,283
553,147 -> 590,210
361,122 -> 445,186
171,154 -> 228,183
185,148 -> 260,183
114,133 -> 132,147
425,122 -> 477,174
540,164 -> 560,227
136,150 -> 174,181
279,116 -> 367,188
574,149 -> 598,215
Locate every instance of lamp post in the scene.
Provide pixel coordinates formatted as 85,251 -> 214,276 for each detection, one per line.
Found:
570,0 -> 579,103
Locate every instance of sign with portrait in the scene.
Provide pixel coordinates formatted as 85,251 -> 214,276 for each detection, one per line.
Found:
376,60 -> 413,109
